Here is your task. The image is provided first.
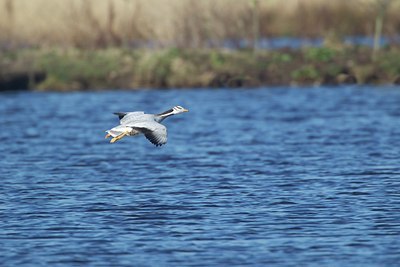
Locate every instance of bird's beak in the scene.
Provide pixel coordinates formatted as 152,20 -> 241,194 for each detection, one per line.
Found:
183,109 -> 189,112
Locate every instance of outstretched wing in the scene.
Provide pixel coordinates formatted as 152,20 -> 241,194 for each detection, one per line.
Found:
126,121 -> 167,146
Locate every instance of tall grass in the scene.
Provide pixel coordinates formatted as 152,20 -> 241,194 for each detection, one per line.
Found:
0,0 -> 400,49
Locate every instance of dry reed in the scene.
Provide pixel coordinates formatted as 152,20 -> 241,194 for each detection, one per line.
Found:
0,0 -> 399,49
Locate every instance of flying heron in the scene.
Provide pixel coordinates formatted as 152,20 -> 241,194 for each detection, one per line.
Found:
105,106 -> 189,146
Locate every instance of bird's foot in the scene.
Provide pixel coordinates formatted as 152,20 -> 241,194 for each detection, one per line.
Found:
105,133 -> 111,139
109,132 -> 128,143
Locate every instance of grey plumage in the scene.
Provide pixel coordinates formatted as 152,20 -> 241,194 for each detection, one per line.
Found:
105,106 -> 188,146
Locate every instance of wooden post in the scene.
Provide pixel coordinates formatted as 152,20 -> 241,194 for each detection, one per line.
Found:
252,0 -> 260,53
373,0 -> 391,61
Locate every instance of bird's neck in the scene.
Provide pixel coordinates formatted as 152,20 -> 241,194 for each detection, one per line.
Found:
156,109 -> 175,122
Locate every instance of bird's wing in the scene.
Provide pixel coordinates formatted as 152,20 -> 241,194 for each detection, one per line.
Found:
126,121 -> 167,146
118,112 -> 145,124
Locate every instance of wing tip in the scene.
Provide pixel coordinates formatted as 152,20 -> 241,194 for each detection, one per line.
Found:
113,112 -> 127,120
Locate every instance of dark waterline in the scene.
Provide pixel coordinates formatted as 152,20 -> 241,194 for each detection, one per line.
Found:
0,87 -> 399,266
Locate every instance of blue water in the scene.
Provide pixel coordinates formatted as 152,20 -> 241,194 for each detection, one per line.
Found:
1,87 -> 400,266
130,36 -> 399,50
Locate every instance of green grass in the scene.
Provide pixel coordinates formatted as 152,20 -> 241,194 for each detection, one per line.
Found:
305,47 -> 336,62
35,49 -> 123,90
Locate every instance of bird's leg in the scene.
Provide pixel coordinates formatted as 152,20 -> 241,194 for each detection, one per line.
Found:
105,133 -> 111,139
110,131 -> 129,143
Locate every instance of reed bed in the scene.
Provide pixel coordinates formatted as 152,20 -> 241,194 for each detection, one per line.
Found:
1,0 -> 400,49
1,0 -> 400,90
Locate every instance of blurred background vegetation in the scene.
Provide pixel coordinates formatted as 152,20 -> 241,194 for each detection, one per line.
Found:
1,0 -> 400,48
0,0 -> 400,90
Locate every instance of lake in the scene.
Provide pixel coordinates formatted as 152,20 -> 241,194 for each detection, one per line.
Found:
1,87 -> 399,266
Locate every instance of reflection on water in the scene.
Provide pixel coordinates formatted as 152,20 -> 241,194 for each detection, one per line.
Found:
1,87 -> 400,266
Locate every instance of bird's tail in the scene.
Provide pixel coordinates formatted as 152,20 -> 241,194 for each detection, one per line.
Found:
105,125 -> 131,138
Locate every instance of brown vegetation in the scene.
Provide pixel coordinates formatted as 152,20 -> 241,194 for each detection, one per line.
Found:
0,0 -> 400,49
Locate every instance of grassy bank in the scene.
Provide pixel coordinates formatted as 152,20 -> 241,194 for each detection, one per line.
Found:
1,47 -> 400,91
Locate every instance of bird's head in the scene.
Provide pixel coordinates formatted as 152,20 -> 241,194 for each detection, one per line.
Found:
172,105 -> 189,114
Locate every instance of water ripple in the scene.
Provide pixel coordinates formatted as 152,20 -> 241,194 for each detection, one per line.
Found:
0,87 -> 400,266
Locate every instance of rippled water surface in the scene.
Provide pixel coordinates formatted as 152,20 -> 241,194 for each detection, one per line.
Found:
1,87 -> 400,266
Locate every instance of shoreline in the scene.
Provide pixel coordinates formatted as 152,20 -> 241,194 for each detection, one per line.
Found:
1,47 -> 400,91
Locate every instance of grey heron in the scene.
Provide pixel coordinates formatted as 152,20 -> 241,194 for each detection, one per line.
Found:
105,106 -> 189,146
